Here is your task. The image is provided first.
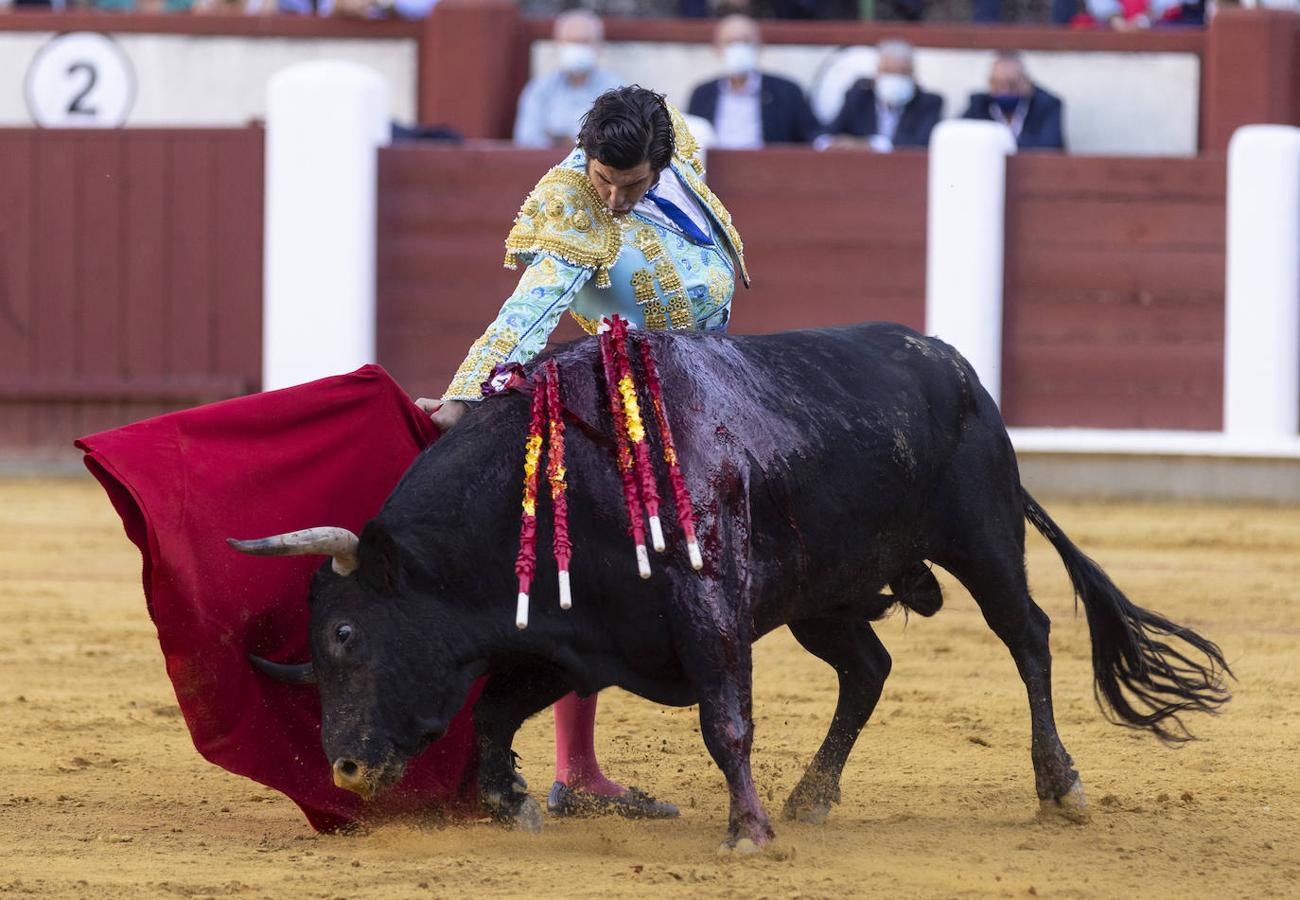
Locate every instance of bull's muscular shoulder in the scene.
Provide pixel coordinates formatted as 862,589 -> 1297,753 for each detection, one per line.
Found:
505,166 -> 621,289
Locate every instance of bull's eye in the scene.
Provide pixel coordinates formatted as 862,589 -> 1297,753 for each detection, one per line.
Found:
335,623 -> 354,645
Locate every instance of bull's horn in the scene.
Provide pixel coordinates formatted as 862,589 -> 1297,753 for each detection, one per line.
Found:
227,527 -> 360,576
248,654 -> 317,685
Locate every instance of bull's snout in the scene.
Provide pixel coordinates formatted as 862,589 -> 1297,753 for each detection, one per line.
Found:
332,758 -> 372,797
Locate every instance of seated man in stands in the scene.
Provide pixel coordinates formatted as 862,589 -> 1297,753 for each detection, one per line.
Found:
824,41 -> 943,152
513,11 -> 623,149
686,14 -> 822,148
961,51 -> 1065,151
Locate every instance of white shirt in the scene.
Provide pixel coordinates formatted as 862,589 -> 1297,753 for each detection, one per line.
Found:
713,73 -> 764,150
633,167 -> 711,238
874,99 -> 902,142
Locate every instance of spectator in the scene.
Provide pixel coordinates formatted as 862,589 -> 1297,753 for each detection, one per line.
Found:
1074,0 -> 1204,28
961,51 -> 1065,151
685,14 -> 822,148
824,40 -> 942,152
512,11 -> 622,149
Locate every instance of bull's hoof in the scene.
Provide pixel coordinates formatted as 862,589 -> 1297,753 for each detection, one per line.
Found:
481,783 -> 544,833
511,794 -> 544,833
782,796 -> 831,825
1037,777 -> 1089,824
718,837 -> 764,855
781,775 -> 839,824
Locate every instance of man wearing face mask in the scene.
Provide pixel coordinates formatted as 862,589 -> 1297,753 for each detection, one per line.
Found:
686,14 -> 822,149
513,10 -> 623,149
824,40 -> 943,153
961,51 -> 1065,152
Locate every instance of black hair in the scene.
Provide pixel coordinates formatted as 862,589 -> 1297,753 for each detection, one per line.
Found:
578,86 -> 675,173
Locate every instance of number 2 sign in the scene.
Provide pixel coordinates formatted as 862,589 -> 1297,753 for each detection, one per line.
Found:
25,33 -> 136,128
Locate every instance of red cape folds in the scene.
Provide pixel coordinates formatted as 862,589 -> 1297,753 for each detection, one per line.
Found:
75,365 -> 482,832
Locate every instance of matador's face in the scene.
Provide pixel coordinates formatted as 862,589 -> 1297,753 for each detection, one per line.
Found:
586,158 -> 658,217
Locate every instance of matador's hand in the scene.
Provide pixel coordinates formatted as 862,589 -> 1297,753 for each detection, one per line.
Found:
416,398 -> 468,431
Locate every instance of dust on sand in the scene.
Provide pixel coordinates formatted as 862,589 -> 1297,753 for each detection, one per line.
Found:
2,477 -> 1298,898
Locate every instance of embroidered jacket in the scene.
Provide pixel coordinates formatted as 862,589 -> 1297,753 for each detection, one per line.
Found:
442,113 -> 748,402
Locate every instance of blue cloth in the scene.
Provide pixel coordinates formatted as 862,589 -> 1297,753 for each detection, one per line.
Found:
647,190 -> 714,246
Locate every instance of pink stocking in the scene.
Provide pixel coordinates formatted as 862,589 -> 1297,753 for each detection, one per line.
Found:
553,692 -> 625,797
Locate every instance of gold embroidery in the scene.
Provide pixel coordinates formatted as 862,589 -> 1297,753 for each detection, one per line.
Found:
708,267 -> 733,305
631,269 -> 657,305
643,300 -> 668,331
569,309 -> 601,335
519,256 -> 561,291
505,167 -> 621,286
676,164 -> 748,286
654,260 -> 684,295
667,295 -> 694,330
668,104 -> 705,177
632,226 -> 663,262
443,325 -> 522,400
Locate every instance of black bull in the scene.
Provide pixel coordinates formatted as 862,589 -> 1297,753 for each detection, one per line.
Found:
232,323 -> 1230,849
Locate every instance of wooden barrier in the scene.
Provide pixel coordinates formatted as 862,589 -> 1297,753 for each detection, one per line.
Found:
0,127 -> 262,456
0,130 -> 1253,456
1001,154 -> 1226,430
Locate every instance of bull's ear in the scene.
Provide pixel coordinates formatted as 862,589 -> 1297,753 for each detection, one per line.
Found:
357,522 -> 402,596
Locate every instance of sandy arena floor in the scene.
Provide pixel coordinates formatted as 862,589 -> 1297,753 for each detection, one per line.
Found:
2,476 -> 1298,898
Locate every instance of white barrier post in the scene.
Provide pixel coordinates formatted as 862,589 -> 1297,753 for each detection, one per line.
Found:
1224,125 -> 1300,439
925,120 -> 1017,407
263,61 -> 389,391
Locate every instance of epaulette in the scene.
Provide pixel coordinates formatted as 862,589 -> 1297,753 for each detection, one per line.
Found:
505,167 -> 621,288
668,104 -> 706,177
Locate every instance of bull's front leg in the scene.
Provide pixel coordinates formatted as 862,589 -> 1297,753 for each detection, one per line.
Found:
472,663 -> 573,832
691,634 -> 773,852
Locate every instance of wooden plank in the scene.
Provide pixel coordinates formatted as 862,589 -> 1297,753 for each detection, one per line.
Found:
1010,197 -> 1224,250
122,134 -> 170,382
1008,155 -> 1226,202
167,134 -> 216,379
211,129 -> 263,389
0,133 -> 36,448
75,135 -> 127,440
30,135 -> 80,451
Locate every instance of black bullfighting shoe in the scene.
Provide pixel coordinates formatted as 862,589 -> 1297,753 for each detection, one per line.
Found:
546,781 -> 680,819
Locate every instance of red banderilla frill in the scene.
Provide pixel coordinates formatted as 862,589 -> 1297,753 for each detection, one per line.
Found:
609,316 -> 665,555
544,360 -> 572,610
513,372 -> 548,629
637,336 -> 703,570
599,321 -> 651,579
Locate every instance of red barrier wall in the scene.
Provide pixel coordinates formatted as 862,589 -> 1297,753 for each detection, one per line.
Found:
1001,155 -> 1226,430
0,128 -> 263,457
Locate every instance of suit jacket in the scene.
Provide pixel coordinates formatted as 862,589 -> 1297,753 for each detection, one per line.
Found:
830,82 -> 944,148
962,87 -> 1066,151
687,73 -> 822,145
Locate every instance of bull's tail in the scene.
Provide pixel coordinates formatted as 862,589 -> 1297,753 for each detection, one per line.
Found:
1021,488 -> 1232,742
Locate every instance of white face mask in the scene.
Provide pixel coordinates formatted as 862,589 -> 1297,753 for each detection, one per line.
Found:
722,42 -> 759,77
874,73 -> 916,108
559,42 -> 597,75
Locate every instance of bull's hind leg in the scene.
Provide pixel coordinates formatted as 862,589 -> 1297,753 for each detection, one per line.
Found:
936,551 -> 1087,821
783,618 -> 891,824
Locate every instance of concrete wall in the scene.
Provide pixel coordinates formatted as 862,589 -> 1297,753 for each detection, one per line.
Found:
0,32 -> 418,127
